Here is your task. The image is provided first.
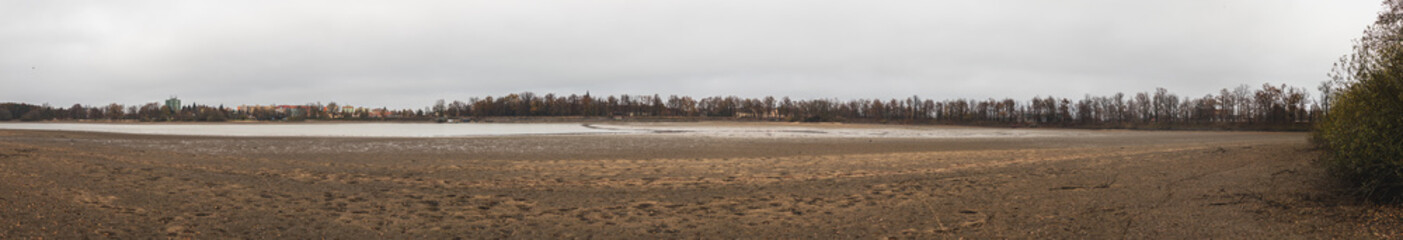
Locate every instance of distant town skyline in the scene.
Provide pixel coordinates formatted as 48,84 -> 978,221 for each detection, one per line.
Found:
1,0 -> 1385,109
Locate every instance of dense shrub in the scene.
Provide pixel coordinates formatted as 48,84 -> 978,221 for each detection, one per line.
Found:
1316,0 -> 1403,202
1317,68 -> 1403,201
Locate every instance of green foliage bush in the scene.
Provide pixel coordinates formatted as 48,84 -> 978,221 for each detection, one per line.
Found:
1316,0 -> 1403,202
1316,68 -> 1403,201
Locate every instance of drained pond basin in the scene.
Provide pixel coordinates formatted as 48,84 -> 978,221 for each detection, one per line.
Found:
0,122 -> 1097,138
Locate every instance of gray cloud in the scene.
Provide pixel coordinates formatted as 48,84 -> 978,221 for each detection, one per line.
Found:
0,0 -> 1384,108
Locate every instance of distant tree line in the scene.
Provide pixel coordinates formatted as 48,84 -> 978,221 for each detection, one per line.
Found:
0,102 -> 234,122
0,83 -> 1317,130
0,101 -> 421,122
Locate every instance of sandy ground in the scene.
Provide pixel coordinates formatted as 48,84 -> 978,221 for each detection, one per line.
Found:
1,125 -> 1401,239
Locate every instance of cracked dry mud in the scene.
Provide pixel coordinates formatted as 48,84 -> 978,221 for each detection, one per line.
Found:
1,127 -> 1400,239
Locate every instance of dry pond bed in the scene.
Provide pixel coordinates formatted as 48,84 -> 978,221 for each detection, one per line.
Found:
0,124 -> 1400,239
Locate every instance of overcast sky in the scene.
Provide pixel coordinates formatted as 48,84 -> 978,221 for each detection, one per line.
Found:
0,0 -> 1385,109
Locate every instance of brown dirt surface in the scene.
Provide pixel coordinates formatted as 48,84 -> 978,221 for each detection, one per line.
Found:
1,126 -> 1401,239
